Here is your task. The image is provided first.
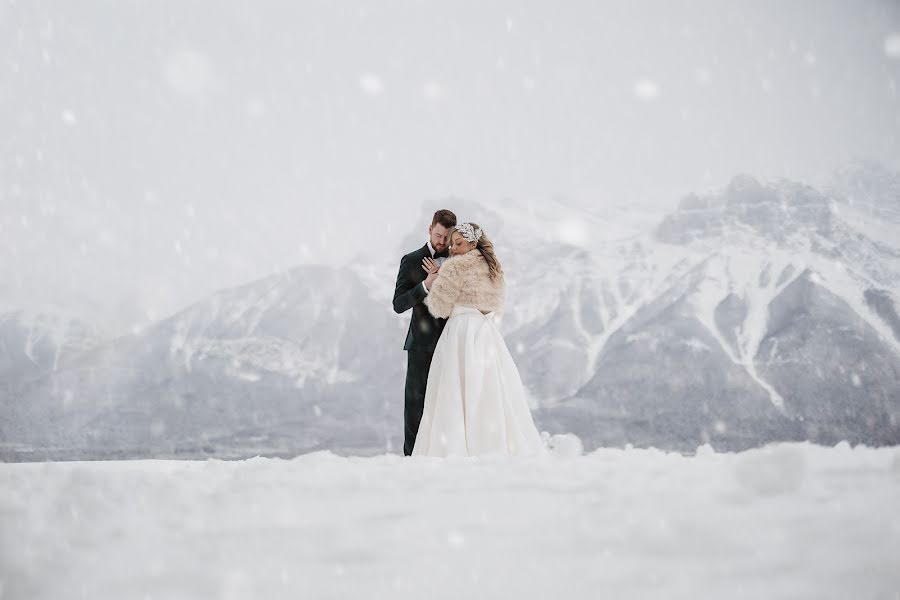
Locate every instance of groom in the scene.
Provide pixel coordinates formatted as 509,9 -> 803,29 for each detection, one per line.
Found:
393,209 -> 457,455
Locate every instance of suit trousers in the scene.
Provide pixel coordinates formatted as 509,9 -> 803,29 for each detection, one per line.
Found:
404,346 -> 436,456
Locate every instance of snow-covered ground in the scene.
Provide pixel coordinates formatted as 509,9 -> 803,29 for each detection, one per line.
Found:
2,441 -> 899,600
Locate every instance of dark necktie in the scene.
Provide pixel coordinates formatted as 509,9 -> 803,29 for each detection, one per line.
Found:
433,249 -> 449,259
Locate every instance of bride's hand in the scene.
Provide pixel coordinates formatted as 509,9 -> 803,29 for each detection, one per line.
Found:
422,257 -> 439,274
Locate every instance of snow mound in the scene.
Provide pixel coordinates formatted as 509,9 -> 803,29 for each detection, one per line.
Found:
734,443 -> 807,496
2,442 -> 898,599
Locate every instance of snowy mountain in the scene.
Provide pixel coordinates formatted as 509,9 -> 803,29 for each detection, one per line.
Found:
540,172 -> 900,450
3,164 -> 900,459
2,266 -> 406,460
0,310 -> 104,392
827,158 -> 900,224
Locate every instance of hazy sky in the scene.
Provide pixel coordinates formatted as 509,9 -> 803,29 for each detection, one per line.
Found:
2,0 -> 899,333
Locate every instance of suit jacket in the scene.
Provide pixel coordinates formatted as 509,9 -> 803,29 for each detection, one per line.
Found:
393,244 -> 447,352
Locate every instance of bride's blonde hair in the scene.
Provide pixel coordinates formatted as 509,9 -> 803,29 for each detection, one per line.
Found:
454,222 -> 503,282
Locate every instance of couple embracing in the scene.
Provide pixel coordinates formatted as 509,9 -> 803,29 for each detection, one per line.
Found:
392,209 -> 547,458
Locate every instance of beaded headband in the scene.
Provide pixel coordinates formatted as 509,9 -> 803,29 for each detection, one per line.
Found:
454,222 -> 483,243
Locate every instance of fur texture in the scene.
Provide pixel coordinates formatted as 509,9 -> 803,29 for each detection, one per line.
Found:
424,250 -> 505,319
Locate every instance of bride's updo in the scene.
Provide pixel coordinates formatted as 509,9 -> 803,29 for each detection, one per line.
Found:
464,222 -> 503,282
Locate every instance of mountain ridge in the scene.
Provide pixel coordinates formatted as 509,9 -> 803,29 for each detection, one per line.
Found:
3,163 -> 899,459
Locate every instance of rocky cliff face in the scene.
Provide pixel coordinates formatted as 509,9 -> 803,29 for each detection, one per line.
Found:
535,169 -> 900,450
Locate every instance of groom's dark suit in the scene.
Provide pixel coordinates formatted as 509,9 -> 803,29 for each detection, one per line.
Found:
393,243 -> 449,456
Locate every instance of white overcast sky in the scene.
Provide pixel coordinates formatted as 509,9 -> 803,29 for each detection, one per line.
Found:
1,0 -> 899,333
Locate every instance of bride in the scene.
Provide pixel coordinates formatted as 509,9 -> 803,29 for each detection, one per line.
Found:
411,222 -> 547,457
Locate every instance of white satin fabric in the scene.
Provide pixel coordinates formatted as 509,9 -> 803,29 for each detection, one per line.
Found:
412,305 -> 547,457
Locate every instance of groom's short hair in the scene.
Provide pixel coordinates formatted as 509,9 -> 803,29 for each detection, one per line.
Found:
432,209 -> 457,229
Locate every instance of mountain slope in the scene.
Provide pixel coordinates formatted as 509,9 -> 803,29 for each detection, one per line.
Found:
4,164 -> 900,458
2,265 -> 404,459
539,171 -> 900,450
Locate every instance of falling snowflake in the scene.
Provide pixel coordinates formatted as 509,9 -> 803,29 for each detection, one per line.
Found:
163,49 -> 219,100
359,74 -> 384,95
634,79 -> 660,100
422,80 -> 442,100
884,33 -> 900,59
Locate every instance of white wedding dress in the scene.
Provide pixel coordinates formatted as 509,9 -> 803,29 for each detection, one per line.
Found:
411,305 -> 548,457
